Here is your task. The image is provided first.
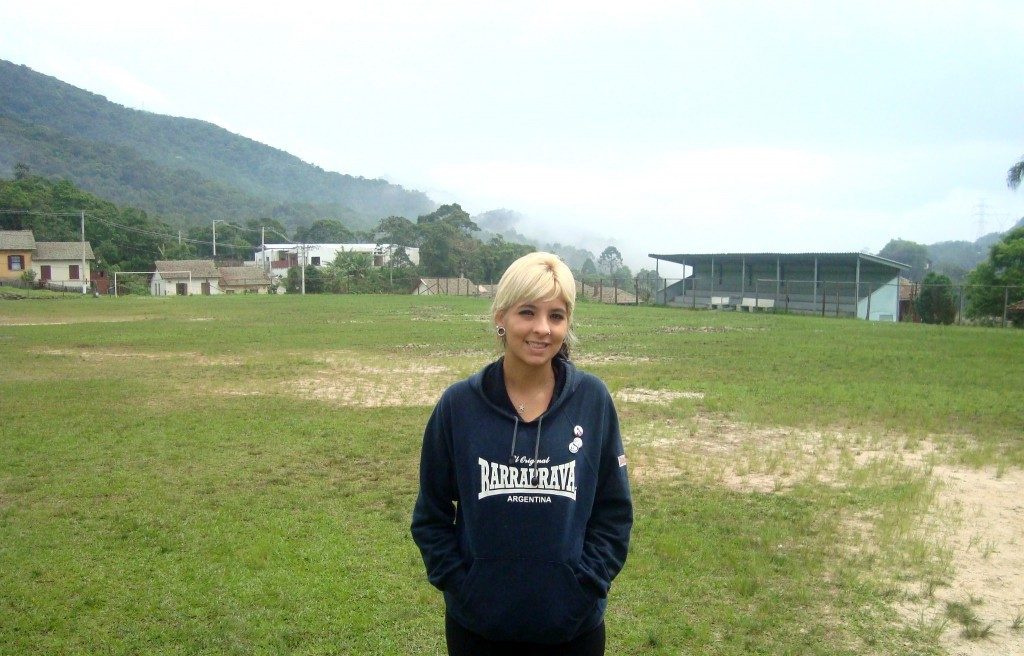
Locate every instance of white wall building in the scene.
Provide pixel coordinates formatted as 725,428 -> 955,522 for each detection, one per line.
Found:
31,241 -> 95,290
150,260 -> 222,296
254,243 -> 420,279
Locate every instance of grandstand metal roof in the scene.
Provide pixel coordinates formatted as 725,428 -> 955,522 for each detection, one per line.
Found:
648,251 -> 910,269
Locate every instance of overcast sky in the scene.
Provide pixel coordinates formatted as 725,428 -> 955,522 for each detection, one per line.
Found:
2,0 -> 1023,273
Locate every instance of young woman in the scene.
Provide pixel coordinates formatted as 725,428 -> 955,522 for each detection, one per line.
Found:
412,252 -> 633,655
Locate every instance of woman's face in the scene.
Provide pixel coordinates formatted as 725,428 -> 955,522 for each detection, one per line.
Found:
497,297 -> 569,370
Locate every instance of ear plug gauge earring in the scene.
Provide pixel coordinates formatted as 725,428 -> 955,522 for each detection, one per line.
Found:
496,326 -> 506,337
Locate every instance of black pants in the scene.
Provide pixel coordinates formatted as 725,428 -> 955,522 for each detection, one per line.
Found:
445,614 -> 605,656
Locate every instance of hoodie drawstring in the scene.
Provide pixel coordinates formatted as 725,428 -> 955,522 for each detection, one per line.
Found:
510,415 -> 544,486
532,417 -> 543,485
509,416 -> 520,466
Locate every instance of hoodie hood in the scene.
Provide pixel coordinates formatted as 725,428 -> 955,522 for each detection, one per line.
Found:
467,354 -> 577,421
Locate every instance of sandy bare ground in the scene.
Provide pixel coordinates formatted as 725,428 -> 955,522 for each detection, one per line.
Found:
619,397 -> 1024,655
912,466 -> 1024,656
33,347 -> 243,366
219,350 -> 457,408
615,387 -> 705,404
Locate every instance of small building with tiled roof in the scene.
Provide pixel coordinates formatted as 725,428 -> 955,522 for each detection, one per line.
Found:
218,266 -> 272,294
32,241 -> 95,290
150,260 -> 221,296
0,230 -> 36,280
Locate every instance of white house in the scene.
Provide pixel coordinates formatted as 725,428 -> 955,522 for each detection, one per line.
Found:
32,241 -> 95,290
150,260 -> 222,296
254,243 -> 420,280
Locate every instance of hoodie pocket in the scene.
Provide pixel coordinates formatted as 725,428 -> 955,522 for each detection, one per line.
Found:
456,557 -> 597,643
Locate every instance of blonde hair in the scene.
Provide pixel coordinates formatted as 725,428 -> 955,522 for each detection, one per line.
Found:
491,252 -> 577,357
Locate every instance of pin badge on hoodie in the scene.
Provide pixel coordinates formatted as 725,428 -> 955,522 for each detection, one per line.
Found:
574,425 -> 584,437
569,436 -> 583,453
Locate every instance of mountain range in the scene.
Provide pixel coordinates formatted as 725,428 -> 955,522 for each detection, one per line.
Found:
0,59 -> 435,230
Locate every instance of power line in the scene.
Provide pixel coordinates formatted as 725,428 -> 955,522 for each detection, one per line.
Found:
2,207 -> 282,252
0,209 -> 85,216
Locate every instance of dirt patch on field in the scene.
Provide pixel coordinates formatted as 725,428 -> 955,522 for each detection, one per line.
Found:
250,350 -> 456,407
625,414 -> 1024,654
625,415 -> 946,492
574,354 -> 651,366
899,466 -> 1024,656
33,347 -> 243,366
616,387 -> 705,404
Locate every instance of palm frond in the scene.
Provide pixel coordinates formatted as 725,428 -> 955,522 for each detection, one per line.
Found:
1008,157 -> 1024,190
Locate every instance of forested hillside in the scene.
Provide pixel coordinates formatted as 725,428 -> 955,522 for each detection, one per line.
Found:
0,60 -> 435,229
879,217 -> 1024,283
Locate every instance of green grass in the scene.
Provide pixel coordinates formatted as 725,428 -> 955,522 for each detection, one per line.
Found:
1,294 -> 1021,654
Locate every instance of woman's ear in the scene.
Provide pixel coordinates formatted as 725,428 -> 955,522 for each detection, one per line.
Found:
493,310 -> 505,327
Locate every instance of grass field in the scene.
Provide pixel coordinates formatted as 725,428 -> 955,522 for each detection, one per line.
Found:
1,294 -> 1022,655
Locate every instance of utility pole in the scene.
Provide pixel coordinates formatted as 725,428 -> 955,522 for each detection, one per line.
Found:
261,226 -> 267,273
80,210 -> 88,294
300,243 -> 306,295
212,220 -> 218,257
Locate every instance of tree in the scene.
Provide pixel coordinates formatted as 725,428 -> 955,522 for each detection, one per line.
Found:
332,251 -> 372,280
915,272 -> 957,324
635,268 -> 661,303
285,264 -> 327,293
1008,156 -> 1024,190
294,219 -> 355,244
245,217 -> 290,246
374,215 -> 419,248
965,226 -> 1024,322
879,239 -> 929,282
578,259 -> 598,282
417,204 -> 480,277
473,237 -> 534,283
598,246 -> 623,276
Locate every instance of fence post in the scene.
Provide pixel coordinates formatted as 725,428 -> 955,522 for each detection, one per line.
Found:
821,283 -> 826,317
614,280 -> 619,305
865,283 -> 872,321
957,285 -> 964,324
835,284 -> 840,317
784,281 -> 789,314
634,277 -> 639,306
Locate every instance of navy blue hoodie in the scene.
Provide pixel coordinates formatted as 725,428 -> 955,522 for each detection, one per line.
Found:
411,357 -> 633,644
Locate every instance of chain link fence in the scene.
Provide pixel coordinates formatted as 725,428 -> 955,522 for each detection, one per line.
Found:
636,275 -> 1024,327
